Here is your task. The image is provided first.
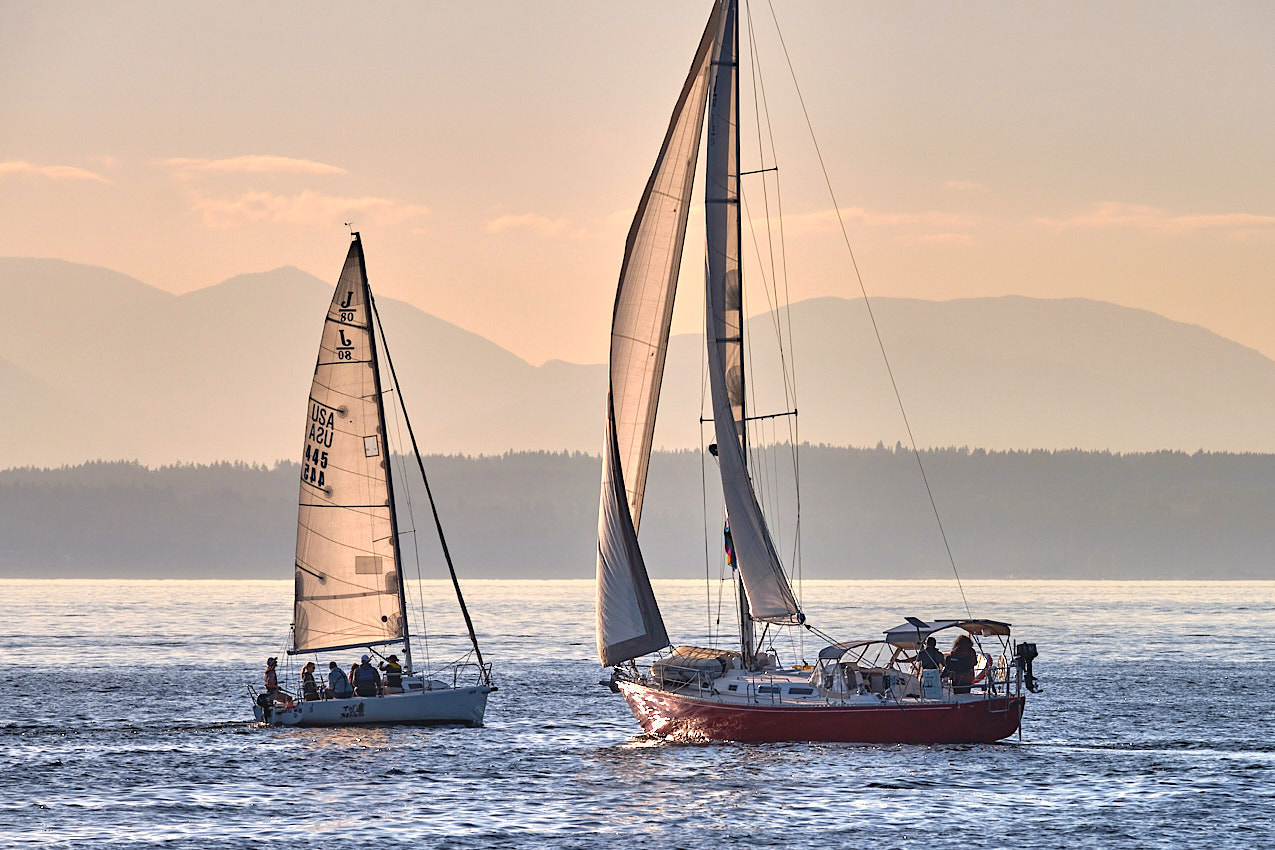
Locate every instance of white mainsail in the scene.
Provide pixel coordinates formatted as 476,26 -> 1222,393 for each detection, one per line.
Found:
704,0 -> 802,624
595,4 -> 722,667
293,236 -> 406,654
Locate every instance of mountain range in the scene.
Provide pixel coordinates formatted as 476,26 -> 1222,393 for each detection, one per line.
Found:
4,257 -> 1275,468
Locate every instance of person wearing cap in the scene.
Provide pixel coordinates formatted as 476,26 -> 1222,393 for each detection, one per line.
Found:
381,654 -> 403,693
264,657 -> 290,704
353,654 -> 382,697
327,661 -> 353,699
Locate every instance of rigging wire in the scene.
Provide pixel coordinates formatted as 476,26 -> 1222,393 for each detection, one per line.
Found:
384,386 -> 432,675
369,293 -> 491,681
764,0 -> 972,618
743,0 -> 805,658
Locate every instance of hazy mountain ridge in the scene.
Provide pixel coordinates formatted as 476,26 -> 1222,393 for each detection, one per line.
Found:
3,448 -> 1271,580
4,257 -> 1275,468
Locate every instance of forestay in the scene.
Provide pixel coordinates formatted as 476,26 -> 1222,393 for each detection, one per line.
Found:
293,238 -> 405,654
703,0 -> 802,624
595,4 -> 722,667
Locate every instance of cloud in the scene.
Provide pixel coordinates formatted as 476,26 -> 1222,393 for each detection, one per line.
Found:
901,232 -> 976,246
485,213 -> 570,237
0,160 -> 110,183
189,190 -> 427,228
945,180 -> 990,193
776,206 -> 978,237
1036,201 -> 1275,234
165,155 -> 347,178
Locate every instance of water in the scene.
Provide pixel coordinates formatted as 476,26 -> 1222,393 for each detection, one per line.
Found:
2,579 -> 1272,848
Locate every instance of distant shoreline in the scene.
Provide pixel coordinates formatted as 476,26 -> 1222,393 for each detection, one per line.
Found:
4,449 -> 1275,581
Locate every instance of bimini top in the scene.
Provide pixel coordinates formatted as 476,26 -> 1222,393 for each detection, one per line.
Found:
816,640 -> 881,661
884,618 -> 1012,650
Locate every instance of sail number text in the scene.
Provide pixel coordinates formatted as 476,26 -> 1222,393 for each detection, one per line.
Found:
303,402 -> 340,490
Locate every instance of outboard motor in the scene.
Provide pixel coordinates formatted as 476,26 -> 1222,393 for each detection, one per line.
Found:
256,693 -> 274,722
1015,643 -> 1041,693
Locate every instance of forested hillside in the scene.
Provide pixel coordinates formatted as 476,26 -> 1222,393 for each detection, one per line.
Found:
2,447 -> 1272,580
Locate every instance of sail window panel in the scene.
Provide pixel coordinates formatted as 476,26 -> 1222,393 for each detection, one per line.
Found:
364,435 -> 380,458
355,555 -> 383,575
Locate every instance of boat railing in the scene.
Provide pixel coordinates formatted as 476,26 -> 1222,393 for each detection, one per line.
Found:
438,660 -> 493,689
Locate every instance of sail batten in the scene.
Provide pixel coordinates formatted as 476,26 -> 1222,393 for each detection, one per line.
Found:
704,0 -> 802,624
596,3 -> 723,667
292,236 -> 407,655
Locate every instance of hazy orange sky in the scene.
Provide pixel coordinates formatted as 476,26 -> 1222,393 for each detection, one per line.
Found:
3,1 -> 1273,366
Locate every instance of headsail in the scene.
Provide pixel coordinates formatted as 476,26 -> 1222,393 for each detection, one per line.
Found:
292,235 -> 406,654
596,2 -> 722,667
704,0 -> 802,624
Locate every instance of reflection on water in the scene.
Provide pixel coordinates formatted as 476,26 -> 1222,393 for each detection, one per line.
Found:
0,579 -> 1272,847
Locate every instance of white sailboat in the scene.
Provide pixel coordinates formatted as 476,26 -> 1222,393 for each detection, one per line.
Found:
596,0 -> 1037,744
252,232 -> 493,727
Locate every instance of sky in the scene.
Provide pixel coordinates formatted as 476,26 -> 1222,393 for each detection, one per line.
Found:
3,0 -> 1274,367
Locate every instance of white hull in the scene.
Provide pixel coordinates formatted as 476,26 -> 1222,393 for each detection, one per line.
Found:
253,686 -> 492,727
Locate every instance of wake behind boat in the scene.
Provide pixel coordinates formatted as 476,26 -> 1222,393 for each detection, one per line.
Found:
595,0 -> 1039,744
251,233 -> 493,727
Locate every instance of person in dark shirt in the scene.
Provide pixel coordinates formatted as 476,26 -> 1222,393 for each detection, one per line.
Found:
919,636 -> 945,670
381,654 -> 403,692
945,634 -> 978,694
354,654 -> 382,697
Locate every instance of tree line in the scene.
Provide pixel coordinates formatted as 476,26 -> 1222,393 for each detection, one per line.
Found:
2,447 -> 1271,579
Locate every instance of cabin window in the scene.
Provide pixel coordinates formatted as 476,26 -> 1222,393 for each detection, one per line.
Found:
757,685 -> 780,694
727,684 -> 738,692
788,687 -> 814,695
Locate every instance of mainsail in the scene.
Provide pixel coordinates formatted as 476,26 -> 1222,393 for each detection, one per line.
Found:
595,4 -> 722,667
704,0 -> 802,624
293,236 -> 406,654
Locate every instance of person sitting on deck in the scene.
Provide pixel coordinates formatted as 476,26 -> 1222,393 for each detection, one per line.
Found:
354,655 -> 382,697
944,634 -> 978,695
301,661 -> 320,701
327,661 -> 353,699
264,657 -> 291,705
381,654 -> 403,692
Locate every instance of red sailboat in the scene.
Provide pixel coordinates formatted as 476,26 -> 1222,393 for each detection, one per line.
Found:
595,0 -> 1038,744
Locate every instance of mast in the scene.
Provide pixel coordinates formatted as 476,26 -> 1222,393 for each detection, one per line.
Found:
726,0 -> 757,667
356,232 -> 414,673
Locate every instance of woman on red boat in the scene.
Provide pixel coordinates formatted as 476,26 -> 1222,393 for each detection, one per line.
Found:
945,634 -> 977,695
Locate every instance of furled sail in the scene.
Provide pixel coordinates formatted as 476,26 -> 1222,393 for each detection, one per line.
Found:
292,236 -> 406,654
704,0 -> 802,624
596,3 -> 722,667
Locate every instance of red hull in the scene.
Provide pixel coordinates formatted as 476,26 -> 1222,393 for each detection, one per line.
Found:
619,682 -> 1024,744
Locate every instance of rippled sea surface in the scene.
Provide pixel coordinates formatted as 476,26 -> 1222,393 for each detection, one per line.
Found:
2,579 -> 1272,848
